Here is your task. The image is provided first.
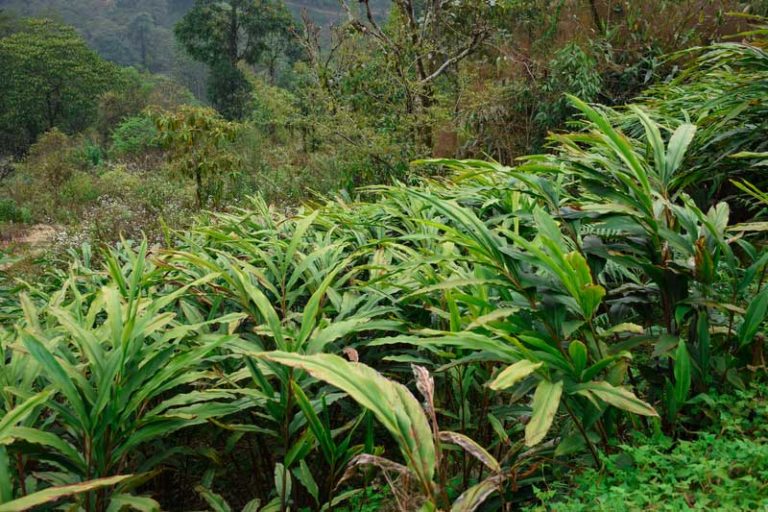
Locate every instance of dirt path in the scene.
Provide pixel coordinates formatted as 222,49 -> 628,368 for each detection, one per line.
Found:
1,224 -> 58,245
0,224 -> 60,272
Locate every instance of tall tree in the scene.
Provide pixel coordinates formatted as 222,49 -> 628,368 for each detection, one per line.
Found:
175,0 -> 295,119
128,12 -> 155,69
0,18 -> 118,155
338,0 -> 497,147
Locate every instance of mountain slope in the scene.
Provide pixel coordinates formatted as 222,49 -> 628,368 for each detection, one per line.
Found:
0,0 -> 390,75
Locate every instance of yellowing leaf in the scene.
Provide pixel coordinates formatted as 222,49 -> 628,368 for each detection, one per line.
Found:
525,380 -> 563,447
260,351 -> 436,493
574,381 -> 658,417
488,360 -> 542,391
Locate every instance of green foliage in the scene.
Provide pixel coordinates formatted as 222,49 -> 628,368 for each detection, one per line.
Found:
1,7 -> 768,512
1,242 -> 250,510
95,67 -> 196,144
531,383 -> 768,511
534,43 -> 603,137
0,19 -> 118,154
155,106 -> 241,207
110,114 -> 160,157
206,61 -> 253,121
175,0 -> 295,118
0,199 -> 30,224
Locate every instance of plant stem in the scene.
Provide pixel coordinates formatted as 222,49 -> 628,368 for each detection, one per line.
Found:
563,399 -> 602,468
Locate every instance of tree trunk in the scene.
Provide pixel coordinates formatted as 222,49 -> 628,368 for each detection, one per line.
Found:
228,0 -> 240,65
587,0 -> 603,32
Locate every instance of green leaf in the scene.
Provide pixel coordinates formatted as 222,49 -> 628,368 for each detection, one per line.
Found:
450,474 -> 505,512
665,123 -> 697,177
630,105 -> 666,179
488,360 -> 542,391
260,352 -> 436,493
106,494 -> 161,512
274,463 -> 292,505
20,332 -> 89,431
0,392 -> 51,440
673,340 -> 691,408
5,427 -> 85,472
439,431 -> 500,473
293,460 -> 319,505
291,382 -> 335,465
195,486 -> 231,512
525,380 -> 563,447
0,475 -> 131,512
573,381 -> 658,417
738,287 -> 768,347
568,341 -> 588,377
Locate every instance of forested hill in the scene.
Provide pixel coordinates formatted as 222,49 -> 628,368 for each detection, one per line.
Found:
0,0 -> 388,96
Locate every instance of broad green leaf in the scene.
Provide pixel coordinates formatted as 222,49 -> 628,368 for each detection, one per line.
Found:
568,341 -> 588,377
673,340 -> 691,407
274,463 -> 292,505
0,475 -> 131,512
525,380 -> 563,447
195,486 -> 231,512
5,427 -> 85,472
293,460 -> 319,504
261,352 -> 436,491
450,474 -> 505,512
573,381 -> 658,417
665,123 -> 697,176
488,360 -> 542,391
106,494 -> 161,512
0,392 -> 50,439
738,287 -> 768,347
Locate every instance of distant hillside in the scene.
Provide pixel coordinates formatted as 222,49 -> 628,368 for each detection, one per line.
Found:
0,0 -> 196,74
285,0 -> 389,28
0,0 -> 389,94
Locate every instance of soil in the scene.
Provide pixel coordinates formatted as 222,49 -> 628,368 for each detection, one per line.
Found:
0,223 -> 58,245
0,224 -> 60,272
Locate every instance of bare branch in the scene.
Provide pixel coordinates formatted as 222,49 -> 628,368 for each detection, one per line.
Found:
420,29 -> 488,84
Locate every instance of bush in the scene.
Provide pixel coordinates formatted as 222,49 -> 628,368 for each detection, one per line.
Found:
59,171 -> 100,207
110,114 -> 160,158
77,140 -> 104,167
535,43 -> 603,132
22,129 -> 80,190
0,198 -> 30,223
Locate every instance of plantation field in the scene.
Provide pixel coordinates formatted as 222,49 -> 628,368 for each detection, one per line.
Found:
1,2 -> 768,511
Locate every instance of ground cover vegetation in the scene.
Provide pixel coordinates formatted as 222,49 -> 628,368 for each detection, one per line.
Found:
0,0 -> 767,511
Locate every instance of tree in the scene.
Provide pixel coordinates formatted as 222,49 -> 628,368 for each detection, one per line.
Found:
155,106 -> 241,207
339,0 -> 496,137
0,19 -> 118,155
128,12 -> 155,69
174,0 -> 295,119
207,60 -> 253,120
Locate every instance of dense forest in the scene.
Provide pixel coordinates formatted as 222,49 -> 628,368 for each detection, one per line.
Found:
1,0 -> 768,510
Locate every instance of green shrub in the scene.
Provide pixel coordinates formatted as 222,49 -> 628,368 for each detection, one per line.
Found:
59,171 -> 100,207
110,114 -> 160,157
536,43 -> 603,130
21,128 -> 80,190
96,166 -> 142,198
0,198 -> 30,223
74,140 -> 104,167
